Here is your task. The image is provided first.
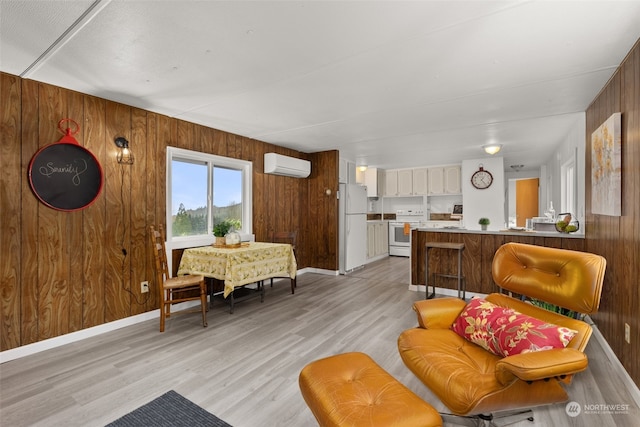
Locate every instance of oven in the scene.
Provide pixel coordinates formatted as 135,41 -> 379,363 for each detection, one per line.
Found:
388,209 -> 425,257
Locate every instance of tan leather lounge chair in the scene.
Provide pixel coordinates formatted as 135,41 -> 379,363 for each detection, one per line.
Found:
398,242 -> 606,426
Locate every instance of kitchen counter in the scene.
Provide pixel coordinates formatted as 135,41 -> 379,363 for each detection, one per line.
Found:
411,229 -> 586,295
415,227 -> 584,239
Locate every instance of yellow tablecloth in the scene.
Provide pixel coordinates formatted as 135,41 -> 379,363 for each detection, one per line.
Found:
177,242 -> 297,298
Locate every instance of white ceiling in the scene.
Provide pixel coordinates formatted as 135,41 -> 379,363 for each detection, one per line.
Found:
2,1 -> 639,171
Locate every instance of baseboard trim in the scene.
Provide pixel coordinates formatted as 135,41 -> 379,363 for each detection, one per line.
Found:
1,308 -> 161,364
589,319 -> 640,408
299,267 -> 339,276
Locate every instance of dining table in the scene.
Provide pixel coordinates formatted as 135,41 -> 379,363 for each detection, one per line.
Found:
176,242 -> 297,308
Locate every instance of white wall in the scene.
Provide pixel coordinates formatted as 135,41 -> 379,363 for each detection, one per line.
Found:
462,156 -> 505,230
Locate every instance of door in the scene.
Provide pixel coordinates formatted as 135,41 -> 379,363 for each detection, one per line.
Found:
516,178 -> 539,227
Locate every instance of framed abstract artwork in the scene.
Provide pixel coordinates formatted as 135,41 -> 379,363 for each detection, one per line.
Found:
591,112 -> 622,216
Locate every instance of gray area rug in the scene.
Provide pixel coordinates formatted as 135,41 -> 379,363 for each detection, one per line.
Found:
106,390 -> 232,427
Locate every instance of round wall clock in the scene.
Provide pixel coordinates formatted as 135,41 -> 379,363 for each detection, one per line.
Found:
471,165 -> 493,189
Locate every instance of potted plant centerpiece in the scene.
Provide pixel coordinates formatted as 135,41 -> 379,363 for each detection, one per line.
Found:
213,219 -> 242,246
478,217 -> 490,231
213,220 -> 233,246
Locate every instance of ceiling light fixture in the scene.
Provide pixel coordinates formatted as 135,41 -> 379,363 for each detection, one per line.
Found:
357,160 -> 367,172
483,144 -> 503,155
510,164 -> 524,172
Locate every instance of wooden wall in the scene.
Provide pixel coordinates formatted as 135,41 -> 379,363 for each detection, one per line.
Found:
0,72 -> 339,351
585,39 -> 640,386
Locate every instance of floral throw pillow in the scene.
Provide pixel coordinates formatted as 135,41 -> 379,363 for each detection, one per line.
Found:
451,297 -> 578,357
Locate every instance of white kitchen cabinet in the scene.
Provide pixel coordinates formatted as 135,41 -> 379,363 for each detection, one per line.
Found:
367,222 -> 377,258
444,165 -> 462,194
428,165 -> 461,195
367,221 -> 389,259
347,162 -> 357,184
364,168 -> 383,198
412,168 -> 428,195
397,169 -> 413,196
385,169 -> 412,196
375,222 -> 388,255
382,165 -> 461,198
339,158 -> 348,184
428,167 -> 445,194
384,170 -> 398,196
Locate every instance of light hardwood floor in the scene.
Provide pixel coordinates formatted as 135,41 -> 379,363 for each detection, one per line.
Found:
1,257 -> 638,427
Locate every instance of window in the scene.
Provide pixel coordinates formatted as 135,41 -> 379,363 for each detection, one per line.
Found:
561,155 -> 576,216
167,147 -> 252,246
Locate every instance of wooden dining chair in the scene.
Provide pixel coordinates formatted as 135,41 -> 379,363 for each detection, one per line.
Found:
150,225 -> 208,332
269,231 -> 298,294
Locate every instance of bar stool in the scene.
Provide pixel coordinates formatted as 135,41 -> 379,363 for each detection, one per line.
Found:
425,242 -> 465,300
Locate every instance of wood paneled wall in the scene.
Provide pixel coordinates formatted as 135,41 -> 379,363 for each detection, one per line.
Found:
0,73 -> 339,351
585,39 -> 640,386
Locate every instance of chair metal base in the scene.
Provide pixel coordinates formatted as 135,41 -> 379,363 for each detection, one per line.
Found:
441,409 -> 534,427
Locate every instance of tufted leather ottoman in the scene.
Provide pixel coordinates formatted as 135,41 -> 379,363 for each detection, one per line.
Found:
299,352 -> 442,427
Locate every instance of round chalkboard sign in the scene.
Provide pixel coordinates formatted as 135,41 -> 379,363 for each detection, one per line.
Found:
28,142 -> 103,211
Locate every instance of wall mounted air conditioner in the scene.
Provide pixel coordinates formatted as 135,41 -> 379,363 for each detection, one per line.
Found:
264,153 -> 311,178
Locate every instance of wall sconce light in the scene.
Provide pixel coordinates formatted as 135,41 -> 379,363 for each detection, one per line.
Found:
114,137 -> 134,164
483,144 -> 502,155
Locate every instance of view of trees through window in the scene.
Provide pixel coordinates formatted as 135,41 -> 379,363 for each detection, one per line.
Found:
170,158 -> 244,238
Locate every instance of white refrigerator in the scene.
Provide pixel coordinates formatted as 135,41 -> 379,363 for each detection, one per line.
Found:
339,183 -> 367,274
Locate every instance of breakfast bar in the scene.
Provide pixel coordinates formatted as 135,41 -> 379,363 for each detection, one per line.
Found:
411,228 -> 585,296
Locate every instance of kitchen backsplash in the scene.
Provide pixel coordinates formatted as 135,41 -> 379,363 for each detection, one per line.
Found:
367,213 -> 397,221
429,213 -> 459,221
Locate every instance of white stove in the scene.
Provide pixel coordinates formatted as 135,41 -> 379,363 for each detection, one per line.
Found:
389,209 -> 425,257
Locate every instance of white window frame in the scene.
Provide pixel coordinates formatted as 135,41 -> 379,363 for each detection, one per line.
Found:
166,147 -> 253,251
561,153 -> 577,216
